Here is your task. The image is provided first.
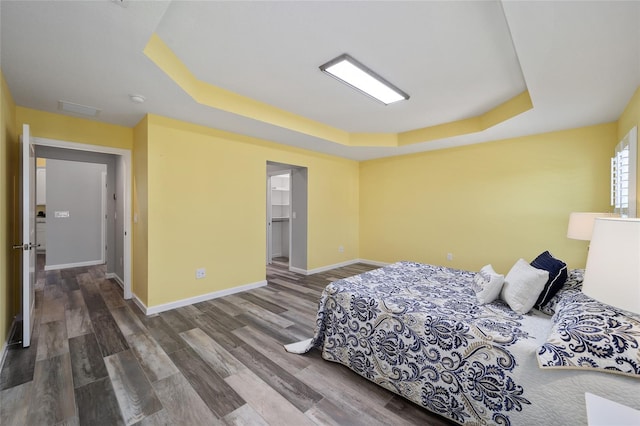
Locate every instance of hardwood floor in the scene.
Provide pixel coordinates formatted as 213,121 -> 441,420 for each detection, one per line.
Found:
0,256 -> 454,425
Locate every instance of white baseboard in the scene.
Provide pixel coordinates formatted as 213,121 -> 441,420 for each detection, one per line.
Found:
135,280 -> 268,315
0,319 -> 16,373
132,294 -> 147,315
44,259 -> 103,271
357,258 -> 390,267
105,272 -> 124,288
288,266 -> 309,275
0,338 -> 8,375
290,258 -> 389,276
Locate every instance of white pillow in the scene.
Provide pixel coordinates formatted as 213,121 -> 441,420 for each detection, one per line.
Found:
501,259 -> 549,314
472,264 -> 504,304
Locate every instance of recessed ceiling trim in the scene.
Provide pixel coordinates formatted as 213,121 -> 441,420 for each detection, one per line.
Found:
319,53 -> 409,105
145,33 -> 532,149
58,100 -> 101,117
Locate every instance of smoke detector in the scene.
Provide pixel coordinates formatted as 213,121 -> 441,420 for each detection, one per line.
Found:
129,94 -> 145,104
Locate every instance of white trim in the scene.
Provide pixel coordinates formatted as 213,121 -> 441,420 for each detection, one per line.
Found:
135,280 -> 268,315
628,126 -> 637,218
291,258 -> 390,276
0,319 -> 19,371
106,272 -> 124,289
44,259 -> 104,271
31,136 -> 132,299
288,266 -> 309,275
100,171 -> 107,264
132,294 -> 147,316
357,258 -> 391,267
0,336 -> 8,374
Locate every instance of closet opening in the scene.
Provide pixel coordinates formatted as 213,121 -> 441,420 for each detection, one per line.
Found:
266,161 -> 308,274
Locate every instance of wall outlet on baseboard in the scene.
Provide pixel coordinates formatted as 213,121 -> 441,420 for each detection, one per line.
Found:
446,253 -> 453,261
196,268 -> 206,279
338,245 -> 344,253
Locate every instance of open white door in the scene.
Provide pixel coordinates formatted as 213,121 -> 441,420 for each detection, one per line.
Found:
14,124 -> 36,347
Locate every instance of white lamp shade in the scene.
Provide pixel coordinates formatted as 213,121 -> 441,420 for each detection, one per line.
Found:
582,218 -> 640,314
567,212 -> 619,241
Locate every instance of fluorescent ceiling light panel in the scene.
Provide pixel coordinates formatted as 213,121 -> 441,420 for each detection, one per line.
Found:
320,54 -> 409,105
58,100 -> 101,117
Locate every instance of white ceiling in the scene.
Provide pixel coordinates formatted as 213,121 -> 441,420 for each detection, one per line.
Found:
1,1 -> 639,161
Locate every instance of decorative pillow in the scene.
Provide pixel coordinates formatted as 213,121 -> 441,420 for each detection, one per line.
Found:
471,264 -> 505,304
537,269 -> 584,315
531,251 -> 568,311
537,291 -> 640,378
500,259 -> 549,314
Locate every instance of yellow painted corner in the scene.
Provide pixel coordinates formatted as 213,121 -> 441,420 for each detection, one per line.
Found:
399,90 -> 533,146
480,90 -> 533,130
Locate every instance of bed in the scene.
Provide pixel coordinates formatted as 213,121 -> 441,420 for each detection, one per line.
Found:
286,261 -> 640,425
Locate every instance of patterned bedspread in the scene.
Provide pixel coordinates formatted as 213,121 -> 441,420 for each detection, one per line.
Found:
302,261 -> 640,425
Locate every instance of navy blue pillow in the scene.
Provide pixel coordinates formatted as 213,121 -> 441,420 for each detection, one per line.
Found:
531,251 -> 568,310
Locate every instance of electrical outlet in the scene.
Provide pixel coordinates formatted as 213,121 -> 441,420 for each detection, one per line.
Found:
338,245 -> 344,253
447,253 -> 453,261
196,268 -> 206,279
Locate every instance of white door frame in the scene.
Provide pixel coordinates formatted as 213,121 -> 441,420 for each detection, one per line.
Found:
267,169 -> 292,264
101,171 -> 107,264
18,124 -> 36,347
266,174 -> 273,264
31,136 -> 133,299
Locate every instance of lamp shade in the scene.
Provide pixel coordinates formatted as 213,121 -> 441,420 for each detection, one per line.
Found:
582,218 -> 640,314
567,212 -> 619,241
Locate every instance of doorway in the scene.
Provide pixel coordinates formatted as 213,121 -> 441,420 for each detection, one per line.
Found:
267,171 -> 290,266
36,157 -> 108,271
32,137 -> 132,299
266,161 -> 308,273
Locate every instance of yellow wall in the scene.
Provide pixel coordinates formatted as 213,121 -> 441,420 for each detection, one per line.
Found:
133,116 -> 149,305
16,107 -> 133,150
141,115 -> 359,307
6,86 -> 638,313
1,70 -> 18,347
359,123 -> 617,272
617,85 -> 640,214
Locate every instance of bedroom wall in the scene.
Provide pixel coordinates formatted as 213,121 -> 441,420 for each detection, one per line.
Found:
0,69 -> 18,349
617,85 -> 640,214
359,123 -> 617,272
132,116 -> 149,305
138,114 -> 359,308
16,107 -> 133,150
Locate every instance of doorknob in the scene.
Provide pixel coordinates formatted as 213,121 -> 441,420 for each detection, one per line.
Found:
12,243 -> 40,250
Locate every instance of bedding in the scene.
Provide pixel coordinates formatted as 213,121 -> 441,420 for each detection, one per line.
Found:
538,288 -> 640,378
288,261 -> 640,425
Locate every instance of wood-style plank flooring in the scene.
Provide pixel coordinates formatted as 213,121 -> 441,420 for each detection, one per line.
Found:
0,255 -> 454,425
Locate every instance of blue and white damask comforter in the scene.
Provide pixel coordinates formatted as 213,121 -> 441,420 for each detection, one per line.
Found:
293,261 -> 639,425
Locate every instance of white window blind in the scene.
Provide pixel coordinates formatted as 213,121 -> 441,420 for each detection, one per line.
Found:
611,126 -> 637,218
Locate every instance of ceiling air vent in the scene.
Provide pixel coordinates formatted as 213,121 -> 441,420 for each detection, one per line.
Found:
58,100 -> 101,117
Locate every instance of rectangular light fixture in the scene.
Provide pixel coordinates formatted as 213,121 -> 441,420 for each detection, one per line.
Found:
58,100 -> 101,117
319,53 -> 409,105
